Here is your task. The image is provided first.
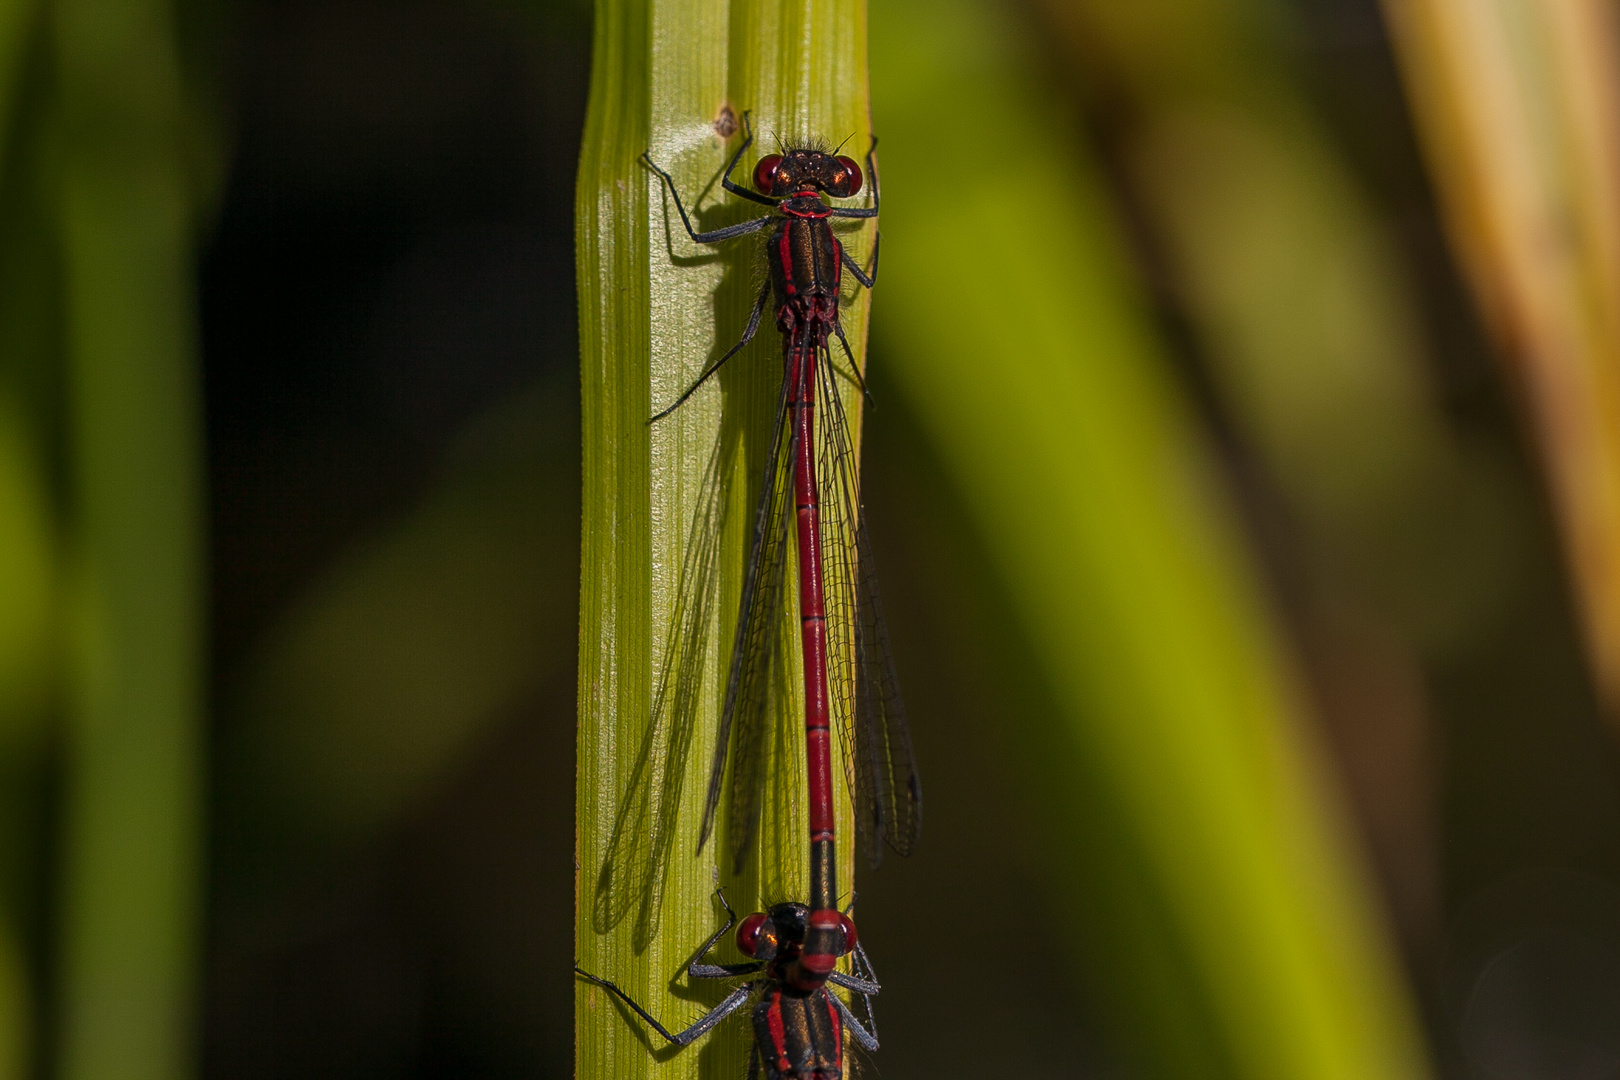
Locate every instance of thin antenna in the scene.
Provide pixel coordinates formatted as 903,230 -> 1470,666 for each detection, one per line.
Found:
832,132 -> 854,155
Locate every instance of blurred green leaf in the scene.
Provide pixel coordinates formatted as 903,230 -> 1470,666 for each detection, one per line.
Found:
0,14 -> 66,1080
0,393 -> 51,742
1046,0 -> 1517,654
0,0 -> 39,182
53,0 -> 203,1076
1038,0 -> 1530,967
0,924 -> 27,1080
868,0 -> 1431,1076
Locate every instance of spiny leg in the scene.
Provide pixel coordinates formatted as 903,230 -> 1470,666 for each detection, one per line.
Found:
650,280 -> 772,424
721,111 -> 779,209
642,152 -> 777,244
574,967 -> 756,1047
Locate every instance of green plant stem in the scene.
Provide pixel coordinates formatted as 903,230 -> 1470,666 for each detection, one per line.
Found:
54,0 -> 201,1076
576,1 -> 874,1077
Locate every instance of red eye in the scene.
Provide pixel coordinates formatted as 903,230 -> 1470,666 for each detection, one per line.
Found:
836,912 -> 858,953
833,156 -> 863,197
737,912 -> 772,957
753,154 -> 784,194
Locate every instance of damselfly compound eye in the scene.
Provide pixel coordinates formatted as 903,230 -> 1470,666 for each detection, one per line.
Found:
832,156 -> 863,197
836,912 -> 858,954
753,154 -> 784,194
737,912 -> 774,958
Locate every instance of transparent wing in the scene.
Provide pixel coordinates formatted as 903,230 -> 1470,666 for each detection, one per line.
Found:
817,344 -> 921,866
700,341 -> 800,872
593,434 -> 733,948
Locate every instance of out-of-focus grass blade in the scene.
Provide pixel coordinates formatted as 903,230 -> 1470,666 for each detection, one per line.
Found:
0,400 -> 50,746
1040,0 -> 1506,642
0,397 -> 51,1080
1036,0 -> 1521,957
576,1 -> 875,1077
0,396 -> 46,1079
53,0 -> 202,1076
870,0 -> 1431,1077
0,0 -> 37,186
0,14 -> 69,1079
1382,0 -> 1620,721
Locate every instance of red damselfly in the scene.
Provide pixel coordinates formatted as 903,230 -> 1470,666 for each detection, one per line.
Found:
578,889 -> 881,1078
577,114 -> 918,1077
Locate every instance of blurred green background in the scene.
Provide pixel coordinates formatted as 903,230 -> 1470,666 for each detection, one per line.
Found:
3,0 -> 1620,1077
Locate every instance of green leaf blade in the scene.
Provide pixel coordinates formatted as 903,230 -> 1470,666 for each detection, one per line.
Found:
576,3 -> 874,1078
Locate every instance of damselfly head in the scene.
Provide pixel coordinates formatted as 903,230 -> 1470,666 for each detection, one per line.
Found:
753,149 -> 864,199
736,902 -> 811,960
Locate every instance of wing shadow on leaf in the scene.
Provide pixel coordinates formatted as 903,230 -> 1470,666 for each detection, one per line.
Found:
593,429 -> 736,949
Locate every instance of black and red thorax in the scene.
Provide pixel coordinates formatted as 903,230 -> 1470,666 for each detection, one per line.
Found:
753,145 -> 862,349
754,986 -> 844,1080
738,900 -> 854,1078
769,195 -> 843,344
738,901 -> 860,1077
